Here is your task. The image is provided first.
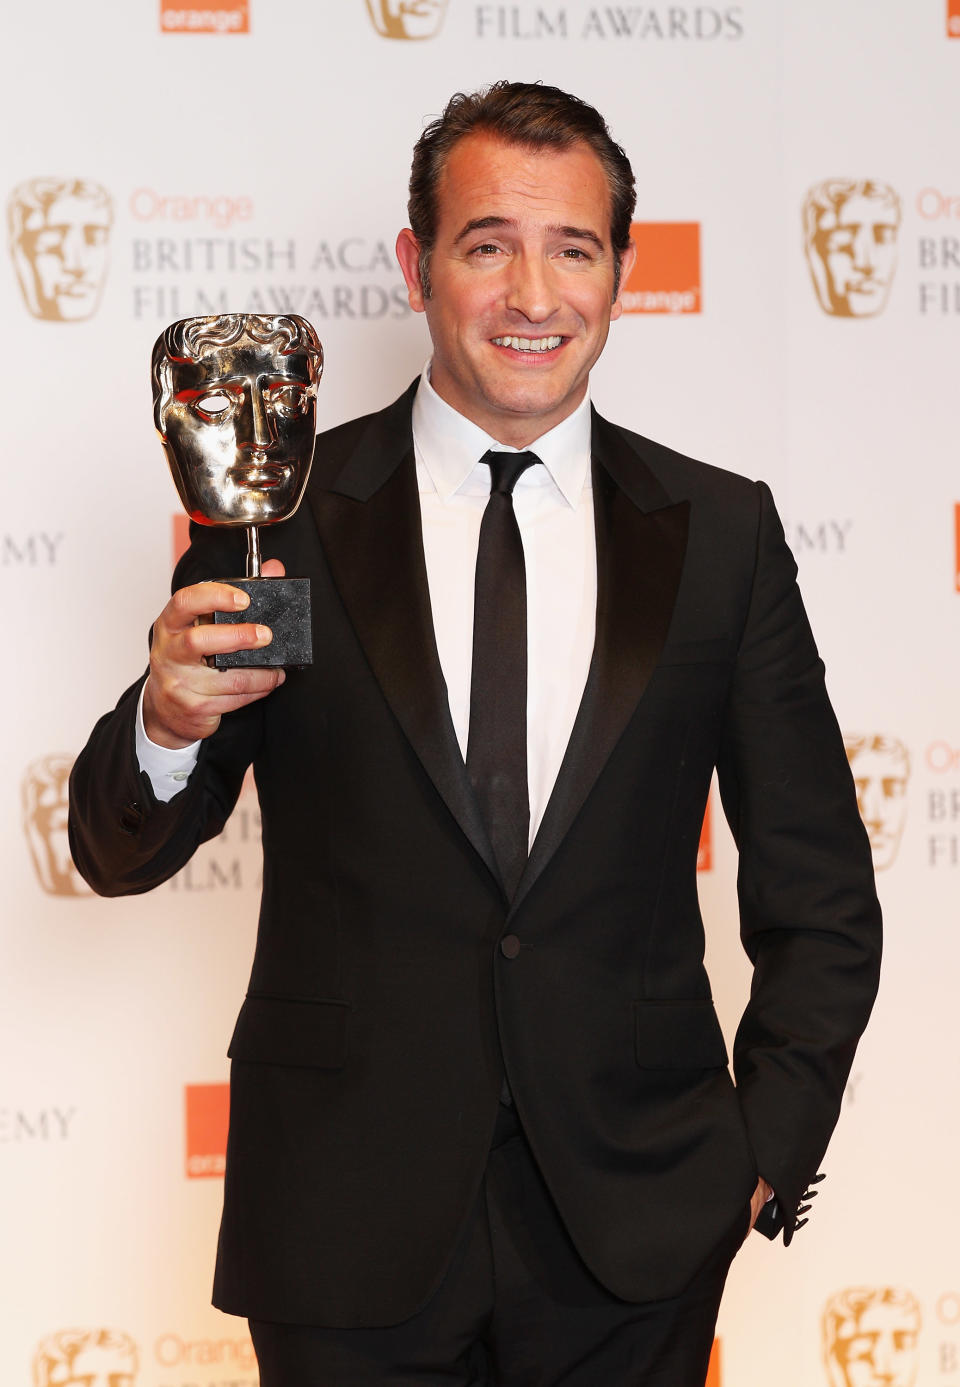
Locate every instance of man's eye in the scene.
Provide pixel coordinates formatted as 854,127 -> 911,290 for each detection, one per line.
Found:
559,247 -> 589,260
194,392 -> 235,419
471,243 -> 501,256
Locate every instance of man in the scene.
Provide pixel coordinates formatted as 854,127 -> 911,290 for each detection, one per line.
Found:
70,83 -> 881,1385
802,177 -> 901,318
843,733 -> 910,871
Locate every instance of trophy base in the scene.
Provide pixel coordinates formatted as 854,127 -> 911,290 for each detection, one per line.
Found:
208,577 -> 313,669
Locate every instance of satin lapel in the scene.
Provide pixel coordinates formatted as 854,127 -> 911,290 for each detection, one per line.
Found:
307,393 -> 502,892
512,412 -> 690,913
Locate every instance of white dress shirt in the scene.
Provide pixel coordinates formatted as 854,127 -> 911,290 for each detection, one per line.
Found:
137,363 -> 598,848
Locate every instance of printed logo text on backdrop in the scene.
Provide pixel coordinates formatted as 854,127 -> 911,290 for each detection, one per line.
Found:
623,222 -> 701,314
822,1288 -> 920,1387
8,179 -> 113,322
22,755 -> 91,896
843,734 -> 910,871
160,0 -> 249,34
802,180 -> 901,318
33,1329 -> 139,1387
365,0 -> 447,38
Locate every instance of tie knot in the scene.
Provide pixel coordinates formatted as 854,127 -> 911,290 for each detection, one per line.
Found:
483,450 -> 541,497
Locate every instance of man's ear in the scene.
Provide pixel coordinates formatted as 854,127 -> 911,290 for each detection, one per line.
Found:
610,239 -> 637,321
396,229 -> 426,313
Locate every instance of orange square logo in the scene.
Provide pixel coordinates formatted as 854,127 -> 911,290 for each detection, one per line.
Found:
160,0 -> 249,34
623,223 -> 701,314
173,513 -> 190,566
697,797 -> 712,873
706,1339 -> 721,1387
949,0 -> 960,36
185,1083 -> 229,1178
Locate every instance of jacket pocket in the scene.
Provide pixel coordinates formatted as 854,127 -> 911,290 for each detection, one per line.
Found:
634,999 -> 729,1069
227,993 -> 349,1070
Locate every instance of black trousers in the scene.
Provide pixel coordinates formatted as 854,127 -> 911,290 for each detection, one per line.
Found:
250,1104 -> 749,1387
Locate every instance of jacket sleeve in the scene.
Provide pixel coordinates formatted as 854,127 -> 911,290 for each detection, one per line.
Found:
716,481 -> 882,1243
68,523 -> 262,897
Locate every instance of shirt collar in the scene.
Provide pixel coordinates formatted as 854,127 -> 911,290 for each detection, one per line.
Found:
411,360 -> 592,508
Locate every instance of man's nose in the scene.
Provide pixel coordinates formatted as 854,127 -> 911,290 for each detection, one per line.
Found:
239,386 -> 276,451
504,252 -> 561,321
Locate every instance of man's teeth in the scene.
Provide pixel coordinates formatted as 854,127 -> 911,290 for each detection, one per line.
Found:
492,335 -> 562,352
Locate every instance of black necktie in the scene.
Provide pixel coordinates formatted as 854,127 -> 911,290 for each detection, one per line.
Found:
466,450 -> 540,899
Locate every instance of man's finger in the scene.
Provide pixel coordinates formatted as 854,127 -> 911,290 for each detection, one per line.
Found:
178,620 -> 275,661
163,581 -> 252,632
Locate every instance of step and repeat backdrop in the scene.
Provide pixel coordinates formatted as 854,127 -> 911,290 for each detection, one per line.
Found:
3,1 -> 960,1383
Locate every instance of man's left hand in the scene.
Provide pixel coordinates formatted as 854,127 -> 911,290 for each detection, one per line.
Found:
748,1177 -> 774,1233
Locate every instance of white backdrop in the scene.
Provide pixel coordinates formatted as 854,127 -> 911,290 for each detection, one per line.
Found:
4,3 -> 960,1384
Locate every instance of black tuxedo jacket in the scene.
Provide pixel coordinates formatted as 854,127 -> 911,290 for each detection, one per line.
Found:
69,382 -> 881,1328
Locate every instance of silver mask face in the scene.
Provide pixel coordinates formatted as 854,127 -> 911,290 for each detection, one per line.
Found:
152,314 -> 323,529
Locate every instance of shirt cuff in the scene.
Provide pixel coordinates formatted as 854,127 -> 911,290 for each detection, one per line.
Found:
135,682 -> 200,802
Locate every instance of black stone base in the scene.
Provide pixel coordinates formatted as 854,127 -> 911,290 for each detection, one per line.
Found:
208,577 -> 312,669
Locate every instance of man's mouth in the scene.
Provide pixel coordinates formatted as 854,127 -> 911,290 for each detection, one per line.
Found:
492,335 -> 563,353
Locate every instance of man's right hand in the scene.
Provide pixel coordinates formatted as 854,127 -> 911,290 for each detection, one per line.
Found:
142,558 -> 287,749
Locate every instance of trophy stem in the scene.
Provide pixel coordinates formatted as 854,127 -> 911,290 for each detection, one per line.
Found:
246,525 -> 262,579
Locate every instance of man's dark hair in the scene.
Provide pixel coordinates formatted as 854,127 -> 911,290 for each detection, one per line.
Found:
408,81 -> 636,298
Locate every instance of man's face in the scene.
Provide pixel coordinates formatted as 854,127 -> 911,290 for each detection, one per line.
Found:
47,1344 -> 136,1387
368,0 -> 446,38
811,194 -> 899,317
827,1302 -> 919,1387
848,747 -> 909,871
160,339 -> 317,527
16,192 -> 111,321
397,133 -> 634,447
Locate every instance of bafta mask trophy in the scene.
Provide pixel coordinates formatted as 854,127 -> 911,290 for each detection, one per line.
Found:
151,313 -> 323,668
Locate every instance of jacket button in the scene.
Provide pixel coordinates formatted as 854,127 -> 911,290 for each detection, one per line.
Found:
118,802 -> 143,835
500,934 -> 521,959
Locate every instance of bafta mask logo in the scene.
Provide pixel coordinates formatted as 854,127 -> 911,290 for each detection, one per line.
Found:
8,178 -> 113,322
33,1328 -> 139,1387
803,180 -> 901,318
23,755 -> 91,897
365,0 -> 447,39
843,734 -> 910,871
822,1288 -> 921,1387
152,313 -> 322,528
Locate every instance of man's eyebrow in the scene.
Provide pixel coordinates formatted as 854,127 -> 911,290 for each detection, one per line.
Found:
554,224 -> 606,251
452,216 -> 515,244
452,216 -> 607,252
